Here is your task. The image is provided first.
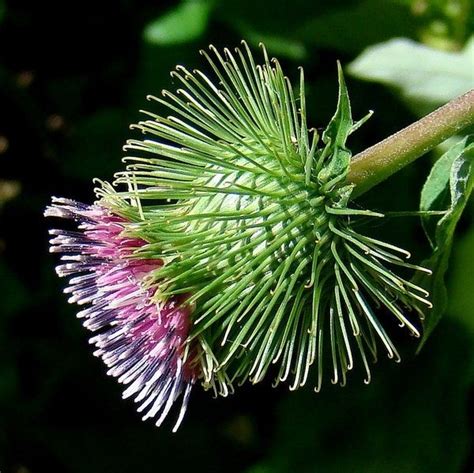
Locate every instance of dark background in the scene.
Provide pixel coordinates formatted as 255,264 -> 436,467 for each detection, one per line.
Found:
0,1 -> 473,472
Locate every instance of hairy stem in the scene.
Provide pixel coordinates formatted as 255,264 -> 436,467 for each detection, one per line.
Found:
348,89 -> 474,197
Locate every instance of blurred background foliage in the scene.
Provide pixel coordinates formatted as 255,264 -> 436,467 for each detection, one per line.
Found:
0,0 -> 473,472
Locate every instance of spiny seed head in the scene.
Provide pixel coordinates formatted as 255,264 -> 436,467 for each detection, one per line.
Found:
46,42 -> 431,430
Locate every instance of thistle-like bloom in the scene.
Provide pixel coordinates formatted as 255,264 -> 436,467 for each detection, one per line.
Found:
46,42 -> 431,430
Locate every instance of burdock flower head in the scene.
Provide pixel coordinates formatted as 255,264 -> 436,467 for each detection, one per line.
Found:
45,42 -> 431,431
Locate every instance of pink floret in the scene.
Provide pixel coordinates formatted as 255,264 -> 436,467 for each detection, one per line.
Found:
45,197 -> 195,431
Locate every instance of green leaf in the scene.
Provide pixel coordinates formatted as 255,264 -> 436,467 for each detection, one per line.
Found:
322,62 -> 352,149
348,37 -> 474,114
318,63 -> 353,185
449,227 -> 474,334
0,0 -> 5,24
297,0 -> 417,54
235,23 -> 307,60
416,135 -> 474,348
143,1 -> 212,46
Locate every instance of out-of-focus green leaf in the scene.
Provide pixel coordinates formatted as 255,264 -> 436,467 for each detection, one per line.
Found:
348,37 -> 474,113
215,0 -> 339,36
416,135 -> 474,348
236,24 -> 307,60
0,0 -> 5,24
449,227 -> 474,333
297,0 -> 417,54
143,1 -> 212,46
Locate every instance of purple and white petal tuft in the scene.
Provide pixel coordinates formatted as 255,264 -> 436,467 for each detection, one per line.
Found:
45,197 -> 195,431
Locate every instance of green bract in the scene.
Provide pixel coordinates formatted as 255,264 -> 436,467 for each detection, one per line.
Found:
96,42 -> 431,396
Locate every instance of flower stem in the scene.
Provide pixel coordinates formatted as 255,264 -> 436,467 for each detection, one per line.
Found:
348,89 -> 474,197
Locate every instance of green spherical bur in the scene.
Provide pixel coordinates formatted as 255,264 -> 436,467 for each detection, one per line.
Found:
97,43 -> 431,396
